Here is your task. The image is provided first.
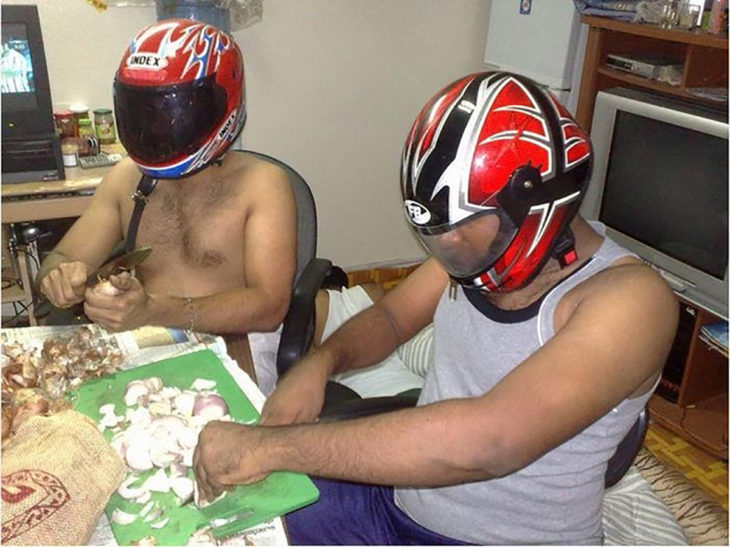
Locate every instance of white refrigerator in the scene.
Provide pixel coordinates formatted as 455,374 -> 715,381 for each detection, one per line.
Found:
483,1 -> 588,115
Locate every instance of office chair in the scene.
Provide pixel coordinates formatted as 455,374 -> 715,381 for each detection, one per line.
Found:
240,151 -> 365,405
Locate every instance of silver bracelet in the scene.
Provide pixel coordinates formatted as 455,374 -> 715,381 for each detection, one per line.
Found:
184,296 -> 196,333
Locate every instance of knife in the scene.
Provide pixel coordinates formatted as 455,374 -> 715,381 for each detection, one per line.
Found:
86,246 -> 152,288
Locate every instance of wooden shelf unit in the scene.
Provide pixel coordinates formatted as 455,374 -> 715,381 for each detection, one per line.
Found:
574,17 -> 729,458
650,295 -> 728,459
576,15 -> 728,130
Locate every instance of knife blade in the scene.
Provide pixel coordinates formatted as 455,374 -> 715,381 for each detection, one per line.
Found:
86,247 -> 152,288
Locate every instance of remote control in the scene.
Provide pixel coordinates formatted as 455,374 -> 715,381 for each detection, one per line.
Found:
78,153 -> 124,169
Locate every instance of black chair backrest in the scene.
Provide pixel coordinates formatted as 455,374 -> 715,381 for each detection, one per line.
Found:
604,405 -> 650,488
239,150 -> 317,284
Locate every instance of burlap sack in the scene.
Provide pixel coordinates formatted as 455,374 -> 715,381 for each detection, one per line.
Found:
1,409 -> 126,545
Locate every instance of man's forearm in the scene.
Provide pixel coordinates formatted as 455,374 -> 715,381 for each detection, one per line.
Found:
145,287 -> 288,335
315,303 -> 405,377
257,399 -> 500,487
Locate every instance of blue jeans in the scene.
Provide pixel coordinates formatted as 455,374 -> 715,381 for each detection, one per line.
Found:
285,478 -> 471,545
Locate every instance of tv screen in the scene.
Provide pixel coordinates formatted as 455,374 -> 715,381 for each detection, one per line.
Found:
600,111 -> 729,280
1,23 -> 36,101
1,5 -> 55,138
582,87 -> 728,319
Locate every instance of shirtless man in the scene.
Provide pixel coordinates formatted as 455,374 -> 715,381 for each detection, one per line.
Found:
37,20 -> 296,357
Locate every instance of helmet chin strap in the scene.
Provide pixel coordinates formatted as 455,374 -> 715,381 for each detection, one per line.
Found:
551,228 -> 578,268
124,174 -> 158,254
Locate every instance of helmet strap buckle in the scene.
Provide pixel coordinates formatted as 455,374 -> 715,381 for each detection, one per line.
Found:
552,229 -> 578,268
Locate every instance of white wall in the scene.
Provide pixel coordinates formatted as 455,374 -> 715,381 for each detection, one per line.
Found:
5,0 -> 491,268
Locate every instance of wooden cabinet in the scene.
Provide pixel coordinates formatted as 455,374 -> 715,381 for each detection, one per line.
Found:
575,16 -> 729,459
659,296 -> 728,405
576,15 -> 728,131
650,293 -> 728,460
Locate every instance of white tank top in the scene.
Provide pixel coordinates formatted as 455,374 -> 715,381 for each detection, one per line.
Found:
394,222 -> 655,544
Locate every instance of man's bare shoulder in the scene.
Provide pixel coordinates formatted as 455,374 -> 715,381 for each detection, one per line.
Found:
94,157 -> 143,200
222,151 -> 292,192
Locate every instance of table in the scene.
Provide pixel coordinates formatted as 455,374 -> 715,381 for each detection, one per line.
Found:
1,144 -> 122,324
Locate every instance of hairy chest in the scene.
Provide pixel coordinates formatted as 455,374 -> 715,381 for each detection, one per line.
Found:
128,182 -> 244,268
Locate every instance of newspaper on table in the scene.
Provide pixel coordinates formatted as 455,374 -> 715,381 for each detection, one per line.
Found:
1,324 -> 288,546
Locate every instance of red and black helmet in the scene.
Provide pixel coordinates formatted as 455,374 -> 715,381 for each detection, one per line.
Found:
401,72 -> 592,292
114,19 -> 245,178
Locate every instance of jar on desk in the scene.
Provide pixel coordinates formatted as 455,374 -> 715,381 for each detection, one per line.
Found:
53,110 -> 77,139
78,118 -> 95,138
76,119 -> 100,157
61,140 -> 79,167
93,108 -> 116,144
69,103 -> 90,126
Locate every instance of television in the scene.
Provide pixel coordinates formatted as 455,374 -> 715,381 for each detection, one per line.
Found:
1,4 -> 54,137
581,87 -> 728,320
1,4 -> 64,182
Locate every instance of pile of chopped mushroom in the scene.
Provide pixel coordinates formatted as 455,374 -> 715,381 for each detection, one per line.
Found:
105,376 -> 241,529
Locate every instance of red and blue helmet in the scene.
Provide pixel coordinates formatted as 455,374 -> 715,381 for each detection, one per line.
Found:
114,19 -> 245,179
401,72 -> 592,293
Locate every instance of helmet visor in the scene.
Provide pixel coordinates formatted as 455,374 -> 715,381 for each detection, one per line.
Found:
114,74 -> 227,165
418,210 -> 518,278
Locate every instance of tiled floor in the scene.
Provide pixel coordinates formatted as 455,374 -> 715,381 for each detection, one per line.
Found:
645,422 -> 729,510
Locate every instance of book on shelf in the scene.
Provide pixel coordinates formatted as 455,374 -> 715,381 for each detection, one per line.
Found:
699,321 -> 728,356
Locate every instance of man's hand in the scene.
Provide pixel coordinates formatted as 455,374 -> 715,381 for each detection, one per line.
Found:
39,261 -> 93,308
83,272 -> 149,331
260,354 -> 330,426
193,421 -> 270,503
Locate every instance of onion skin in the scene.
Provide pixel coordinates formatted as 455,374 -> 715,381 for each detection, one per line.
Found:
192,394 -> 229,422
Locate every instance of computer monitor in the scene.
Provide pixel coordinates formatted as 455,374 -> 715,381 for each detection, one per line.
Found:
2,4 -> 64,183
2,4 -> 55,138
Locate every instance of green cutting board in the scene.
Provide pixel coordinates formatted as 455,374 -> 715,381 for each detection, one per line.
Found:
72,349 -> 319,545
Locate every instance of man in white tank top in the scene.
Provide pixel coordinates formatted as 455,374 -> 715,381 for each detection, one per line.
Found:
194,72 -> 678,544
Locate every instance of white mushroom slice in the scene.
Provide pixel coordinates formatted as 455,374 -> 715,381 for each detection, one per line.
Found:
144,508 -> 164,523
124,380 -> 149,407
150,445 -> 179,468
171,476 -> 194,502
177,426 -> 199,450
139,500 -> 155,517
117,475 -> 146,500
99,403 -> 117,415
150,517 -> 170,529
147,399 -> 172,416
144,377 -> 163,393
126,406 -> 151,427
143,468 -> 171,493
125,440 -> 154,472
191,378 -> 216,391
111,508 -> 137,525
173,392 -> 196,417
182,447 -> 194,468
160,386 -> 181,399
135,489 -> 152,505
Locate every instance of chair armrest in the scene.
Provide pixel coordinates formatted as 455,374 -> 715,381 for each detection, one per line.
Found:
319,393 -> 419,422
276,257 -> 333,376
